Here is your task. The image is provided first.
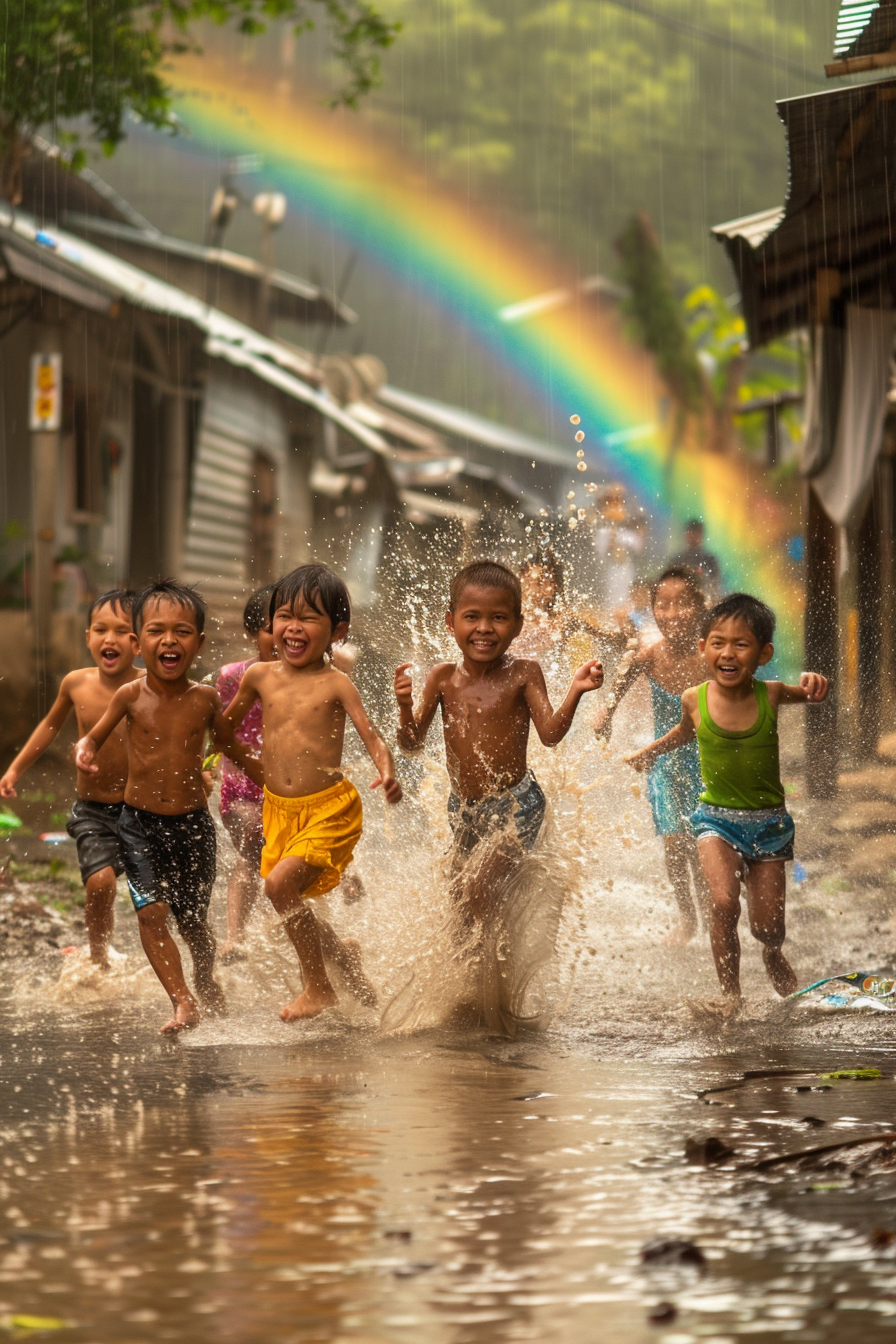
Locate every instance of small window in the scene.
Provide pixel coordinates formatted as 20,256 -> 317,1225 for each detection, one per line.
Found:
65,382 -> 104,521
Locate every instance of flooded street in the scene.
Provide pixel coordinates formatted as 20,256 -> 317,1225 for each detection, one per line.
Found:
4,1005 -> 896,1341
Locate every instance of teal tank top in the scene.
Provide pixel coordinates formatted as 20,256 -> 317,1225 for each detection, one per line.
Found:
696,679 -> 784,810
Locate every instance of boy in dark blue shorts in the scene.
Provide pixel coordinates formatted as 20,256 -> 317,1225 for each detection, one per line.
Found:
76,581 -> 262,1033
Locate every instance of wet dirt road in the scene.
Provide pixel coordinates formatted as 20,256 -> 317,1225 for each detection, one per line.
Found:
3,1007 -> 896,1344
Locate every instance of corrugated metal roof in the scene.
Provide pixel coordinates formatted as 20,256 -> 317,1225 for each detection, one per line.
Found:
64,213 -> 357,327
711,207 -> 786,250
377,385 -> 571,466
834,1 -> 889,56
0,204 -> 382,452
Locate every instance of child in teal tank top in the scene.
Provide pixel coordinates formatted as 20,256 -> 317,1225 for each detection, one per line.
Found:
595,566 -> 709,944
624,593 -> 829,1008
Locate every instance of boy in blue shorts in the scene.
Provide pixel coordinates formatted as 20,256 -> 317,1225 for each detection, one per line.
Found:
624,593 -> 828,1005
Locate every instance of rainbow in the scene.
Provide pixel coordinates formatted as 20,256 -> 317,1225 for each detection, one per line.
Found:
168,53 -> 803,672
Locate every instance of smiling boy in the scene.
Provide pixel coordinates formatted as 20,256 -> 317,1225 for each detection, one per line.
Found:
394,561 -> 603,931
225,563 -> 401,1023
624,593 -> 828,1005
75,581 -> 261,1033
0,589 -> 139,968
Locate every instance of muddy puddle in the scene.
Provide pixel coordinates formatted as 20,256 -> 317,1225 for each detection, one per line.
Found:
2,1006 -> 896,1343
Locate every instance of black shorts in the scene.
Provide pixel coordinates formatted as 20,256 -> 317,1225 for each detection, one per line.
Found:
119,804 -> 216,925
448,771 -> 546,858
65,800 -> 125,884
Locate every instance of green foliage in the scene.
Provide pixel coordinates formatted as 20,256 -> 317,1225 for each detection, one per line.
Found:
368,0 -> 840,284
0,0 -> 398,200
616,213 -> 703,414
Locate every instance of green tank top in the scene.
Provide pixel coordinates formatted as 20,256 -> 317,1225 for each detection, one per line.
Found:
696,679 -> 784,810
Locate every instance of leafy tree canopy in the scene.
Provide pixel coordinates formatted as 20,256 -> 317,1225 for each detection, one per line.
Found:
0,0 -> 399,201
366,0 -> 840,287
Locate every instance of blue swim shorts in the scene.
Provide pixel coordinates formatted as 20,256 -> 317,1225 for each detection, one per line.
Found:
448,771 -> 546,857
690,802 -> 794,864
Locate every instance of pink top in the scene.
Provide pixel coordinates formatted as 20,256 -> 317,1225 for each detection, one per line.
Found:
216,659 -> 264,811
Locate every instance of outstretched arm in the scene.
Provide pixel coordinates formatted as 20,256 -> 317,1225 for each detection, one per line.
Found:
211,705 -> 265,790
223,664 -> 262,730
343,678 -> 402,803
526,659 -> 604,747
75,683 -> 139,774
770,673 -> 829,707
0,677 -> 75,796
623,689 -> 697,773
594,643 -> 644,741
394,663 -> 446,753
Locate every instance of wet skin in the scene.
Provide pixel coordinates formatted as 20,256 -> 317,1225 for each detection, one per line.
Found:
0,602 -> 140,804
225,598 -> 400,803
395,582 -> 603,801
226,593 -> 398,1023
624,615 -> 828,1001
76,599 -> 261,815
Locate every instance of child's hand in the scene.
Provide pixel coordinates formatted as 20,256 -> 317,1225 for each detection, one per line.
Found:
0,772 -> 18,798
371,773 -> 403,804
572,659 -> 603,694
622,749 -> 650,774
394,663 -> 414,706
75,737 -> 99,774
593,707 -> 612,741
800,672 -> 829,702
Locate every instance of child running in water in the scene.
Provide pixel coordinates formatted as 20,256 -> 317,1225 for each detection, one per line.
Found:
215,585 -> 275,964
76,581 -> 261,1033
0,589 -> 139,968
225,564 -> 401,1022
624,593 -> 828,1005
394,561 -> 603,933
594,566 -> 709,944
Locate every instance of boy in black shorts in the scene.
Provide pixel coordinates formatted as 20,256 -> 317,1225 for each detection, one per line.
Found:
76,581 -> 262,1033
0,589 -> 138,968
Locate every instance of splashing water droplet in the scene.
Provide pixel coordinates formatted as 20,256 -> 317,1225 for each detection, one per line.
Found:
576,462 -> 587,472
577,508 -> 586,520
568,516 -> 578,530
576,448 -> 585,458
570,414 -> 581,425
575,430 -> 585,442
567,490 -> 576,500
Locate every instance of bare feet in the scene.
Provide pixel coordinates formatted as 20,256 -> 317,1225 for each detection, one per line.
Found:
337,939 -> 378,1008
160,997 -> 200,1035
219,943 -> 248,966
280,987 -> 338,1022
195,976 -> 227,1017
764,947 -> 798,997
88,950 -> 111,972
664,919 -> 698,948
688,994 -> 743,1024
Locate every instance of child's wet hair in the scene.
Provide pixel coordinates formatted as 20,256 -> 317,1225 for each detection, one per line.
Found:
651,565 -> 706,610
704,592 -> 775,646
87,588 -> 136,626
243,585 -> 275,637
449,561 -> 522,617
132,580 -> 207,635
270,564 -> 351,633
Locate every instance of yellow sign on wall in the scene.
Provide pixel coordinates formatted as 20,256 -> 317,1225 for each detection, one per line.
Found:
29,353 -> 62,432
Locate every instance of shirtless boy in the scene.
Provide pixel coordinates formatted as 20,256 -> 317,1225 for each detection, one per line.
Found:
76,581 -> 261,1033
625,593 -> 828,1006
0,589 -> 138,968
594,566 -> 710,944
225,564 -> 401,1023
394,561 -> 603,930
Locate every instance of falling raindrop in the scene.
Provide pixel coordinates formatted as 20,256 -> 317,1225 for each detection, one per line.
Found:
576,462 -> 587,472
568,516 -> 578,530
576,448 -> 585,458
570,414 -> 581,425
567,490 -> 576,500
577,508 -> 586,520
575,430 -> 585,442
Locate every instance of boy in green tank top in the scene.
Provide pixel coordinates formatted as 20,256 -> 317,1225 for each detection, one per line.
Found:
624,594 -> 828,1007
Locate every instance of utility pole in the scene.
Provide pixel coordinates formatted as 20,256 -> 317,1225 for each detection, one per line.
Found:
28,340 -> 63,715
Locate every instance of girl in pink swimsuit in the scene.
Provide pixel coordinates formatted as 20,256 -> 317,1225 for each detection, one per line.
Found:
216,586 -> 275,962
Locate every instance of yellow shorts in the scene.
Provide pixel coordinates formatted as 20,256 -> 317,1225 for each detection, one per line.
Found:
260,779 -> 363,897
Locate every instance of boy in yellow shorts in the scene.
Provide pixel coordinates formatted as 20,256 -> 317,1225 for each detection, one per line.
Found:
225,564 -> 401,1021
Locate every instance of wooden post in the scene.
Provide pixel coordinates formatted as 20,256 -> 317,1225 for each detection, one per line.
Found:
29,341 -> 63,715
856,489 -> 882,759
804,485 -> 839,795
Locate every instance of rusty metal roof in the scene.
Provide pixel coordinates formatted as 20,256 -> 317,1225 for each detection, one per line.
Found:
713,77 -> 896,346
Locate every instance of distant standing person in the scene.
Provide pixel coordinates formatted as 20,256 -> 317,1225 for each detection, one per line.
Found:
669,519 -> 721,598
